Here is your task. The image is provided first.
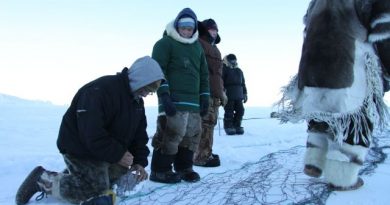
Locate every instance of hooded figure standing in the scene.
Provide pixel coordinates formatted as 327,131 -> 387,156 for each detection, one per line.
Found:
15,56 -> 165,205
193,19 -> 226,167
222,54 -> 248,135
278,0 -> 390,191
150,8 -> 210,184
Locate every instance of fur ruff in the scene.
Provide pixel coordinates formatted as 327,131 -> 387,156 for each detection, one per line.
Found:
277,52 -> 389,145
165,20 -> 199,44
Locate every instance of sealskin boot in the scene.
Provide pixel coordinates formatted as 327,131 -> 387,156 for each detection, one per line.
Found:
176,168 -> 200,182
174,147 -> 200,182
194,154 -> 220,167
15,166 -> 46,205
235,126 -> 244,135
224,118 -> 236,135
150,149 -> 181,184
150,170 -> 181,184
234,119 -> 244,135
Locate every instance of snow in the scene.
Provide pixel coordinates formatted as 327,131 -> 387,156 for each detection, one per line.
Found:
0,93 -> 389,205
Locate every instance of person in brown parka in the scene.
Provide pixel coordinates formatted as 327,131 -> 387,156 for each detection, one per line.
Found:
193,19 -> 227,167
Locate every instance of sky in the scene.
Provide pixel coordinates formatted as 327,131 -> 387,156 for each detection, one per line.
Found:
0,0 -> 314,106
0,94 -> 389,205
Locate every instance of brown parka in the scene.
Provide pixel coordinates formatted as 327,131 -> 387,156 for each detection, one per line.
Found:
198,22 -> 225,102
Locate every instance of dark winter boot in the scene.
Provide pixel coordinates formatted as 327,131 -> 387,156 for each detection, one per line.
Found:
235,127 -> 244,135
150,149 -> 181,184
224,118 -> 236,135
176,168 -> 200,182
174,147 -> 200,182
234,118 -> 244,135
15,166 -> 46,205
196,154 -> 221,167
16,166 -> 60,205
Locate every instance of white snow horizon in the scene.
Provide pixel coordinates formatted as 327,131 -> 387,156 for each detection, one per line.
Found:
0,93 -> 389,205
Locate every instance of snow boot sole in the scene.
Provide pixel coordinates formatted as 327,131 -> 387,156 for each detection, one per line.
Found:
329,177 -> 364,191
150,171 -> 181,184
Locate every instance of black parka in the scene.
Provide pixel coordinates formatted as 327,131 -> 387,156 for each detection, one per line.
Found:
222,64 -> 247,101
57,68 -> 149,167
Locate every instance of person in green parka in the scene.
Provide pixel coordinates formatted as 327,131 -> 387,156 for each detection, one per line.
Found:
150,7 -> 210,184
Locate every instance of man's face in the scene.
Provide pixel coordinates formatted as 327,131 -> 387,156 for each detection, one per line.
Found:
178,27 -> 194,39
133,80 -> 161,98
134,87 -> 153,98
208,29 -> 218,39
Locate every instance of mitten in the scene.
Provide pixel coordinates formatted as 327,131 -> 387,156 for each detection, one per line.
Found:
243,94 -> 248,103
200,96 -> 209,117
160,93 -> 176,116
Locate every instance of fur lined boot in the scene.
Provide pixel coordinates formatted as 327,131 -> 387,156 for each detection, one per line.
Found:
234,118 -> 244,135
323,143 -> 368,191
303,132 -> 329,177
15,166 -> 62,205
150,149 -> 181,184
224,118 -> 236,135
174,147 -> 200,182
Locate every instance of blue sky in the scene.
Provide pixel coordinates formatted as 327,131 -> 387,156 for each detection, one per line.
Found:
0,0 -> 313,106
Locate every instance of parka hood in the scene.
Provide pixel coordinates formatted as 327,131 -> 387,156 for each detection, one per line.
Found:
198,20 -> 221,45
127,56 -> 165,92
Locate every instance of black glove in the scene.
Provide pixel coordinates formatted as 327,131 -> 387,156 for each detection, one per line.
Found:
200,97 -> 209,117
243,94 -> 248,103
160,93 -> 176,116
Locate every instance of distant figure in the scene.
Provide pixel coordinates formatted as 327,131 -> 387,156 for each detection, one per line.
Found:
222,54 -> 248,135
194,18 -> 227,167
278,0 -> 390,191
15,56 -> 165,205
150,8 -> 210,184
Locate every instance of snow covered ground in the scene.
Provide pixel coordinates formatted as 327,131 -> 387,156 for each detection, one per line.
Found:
0,93 -> 389,205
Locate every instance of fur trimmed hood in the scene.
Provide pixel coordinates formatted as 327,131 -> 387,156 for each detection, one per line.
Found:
197,20 -> 221,45
165,20 -> 199,44
223,55 -> 238,68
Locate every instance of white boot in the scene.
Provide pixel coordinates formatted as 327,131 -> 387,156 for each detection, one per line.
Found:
324,143 -> 368,190
303,132 -> 329,177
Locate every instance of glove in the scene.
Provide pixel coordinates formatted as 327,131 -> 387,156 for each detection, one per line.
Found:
243,94 -> 248,103
160,93 -> 176,116
221,92 -> 228,106
200,96 -> 209,117
130,164 -> 148,182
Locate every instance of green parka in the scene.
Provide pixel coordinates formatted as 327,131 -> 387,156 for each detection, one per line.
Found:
152,11 -> 209,114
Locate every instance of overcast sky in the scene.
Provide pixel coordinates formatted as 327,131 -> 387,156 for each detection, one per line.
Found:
2,0 -> 365,107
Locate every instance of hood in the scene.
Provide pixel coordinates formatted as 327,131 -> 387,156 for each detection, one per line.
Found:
174,8 -> 198,32
128,56 -> 165,92
165,21 -> 199,44
198,20 -> 221,45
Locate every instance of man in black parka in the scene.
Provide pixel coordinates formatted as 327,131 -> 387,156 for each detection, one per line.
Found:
222,54 -> 248,135
16,56 -> 165,205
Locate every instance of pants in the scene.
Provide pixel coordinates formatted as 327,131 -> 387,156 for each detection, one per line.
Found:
223,99 -> 244,128
152,111 -> 202,155
52,154 -> 127,204
194,98 -> 220,163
